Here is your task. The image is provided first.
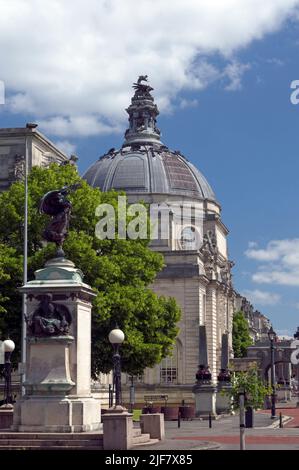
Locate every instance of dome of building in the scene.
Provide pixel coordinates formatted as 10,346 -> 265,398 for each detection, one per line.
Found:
83,76 -> 217,202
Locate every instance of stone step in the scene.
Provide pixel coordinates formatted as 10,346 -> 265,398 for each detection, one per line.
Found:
131,433 -> 151,444
131,438 -> 160,448
0,439 -> 102,446
0,432 -> 103,440
0,445 -> 103,450
0,432 -> 103,450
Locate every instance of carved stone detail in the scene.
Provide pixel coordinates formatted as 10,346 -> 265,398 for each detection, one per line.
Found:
27,294 -> 72,337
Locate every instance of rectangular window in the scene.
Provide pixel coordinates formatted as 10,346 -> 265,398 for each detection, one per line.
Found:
160,367 -> 177,384
160,346 -> 178,384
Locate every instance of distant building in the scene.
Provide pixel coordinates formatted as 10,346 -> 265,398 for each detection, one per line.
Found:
0,124 -> 67,191
234,293 -> 272,343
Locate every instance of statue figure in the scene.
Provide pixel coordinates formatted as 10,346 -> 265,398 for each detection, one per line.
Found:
133,75 -> 154,94
39,183 -> 80,257
200,230 -> 218,257
27,294 -> 72,337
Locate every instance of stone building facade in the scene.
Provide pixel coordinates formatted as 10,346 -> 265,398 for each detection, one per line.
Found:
234,294 -> 272,343
84,78 -> 235,405
0,124 -> 67,191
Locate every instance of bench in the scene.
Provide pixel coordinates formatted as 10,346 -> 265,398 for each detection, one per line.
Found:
144,394 -> 168,407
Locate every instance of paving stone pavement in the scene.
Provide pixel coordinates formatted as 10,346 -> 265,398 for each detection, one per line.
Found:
132,410 -> 299,450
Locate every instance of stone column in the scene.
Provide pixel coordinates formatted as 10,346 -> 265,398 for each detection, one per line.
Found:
192,325 -> 217,417
205,282 -> 218,382
216,333 -> 232,414
13,257 -> 101,432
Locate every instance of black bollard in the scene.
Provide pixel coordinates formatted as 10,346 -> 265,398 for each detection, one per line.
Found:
279,412 -> 283,428
178,412 -> 181,428
108,384 -> 112,407
209,413 -> 212,428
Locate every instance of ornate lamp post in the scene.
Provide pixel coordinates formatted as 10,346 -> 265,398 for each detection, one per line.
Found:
268,327 -> 277,419
2,339 -> 15,407
108,326 -> 125,407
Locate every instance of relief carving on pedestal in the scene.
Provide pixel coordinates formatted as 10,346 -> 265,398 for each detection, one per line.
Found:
27,294 -> 72,337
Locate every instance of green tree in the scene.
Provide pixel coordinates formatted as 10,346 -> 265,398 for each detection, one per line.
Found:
229,366 -> 272,410
0,244 -> 22,343
0,163 -> 181,375
232,311 -> 253,358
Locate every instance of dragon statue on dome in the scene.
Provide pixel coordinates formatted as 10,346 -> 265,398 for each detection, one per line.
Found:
133,75 -> 154,95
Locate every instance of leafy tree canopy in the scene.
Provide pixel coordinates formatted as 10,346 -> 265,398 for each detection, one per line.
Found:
0,163 -> 181,375
232,310 -> 253,358
228,366 -> 272,410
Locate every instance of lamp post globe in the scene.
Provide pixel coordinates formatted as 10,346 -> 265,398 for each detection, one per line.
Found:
109,326 -> 125,407
108,328 -> 125,345
2,338 -> 15,408
268,327 -> 276,419
3,339 -> 15,353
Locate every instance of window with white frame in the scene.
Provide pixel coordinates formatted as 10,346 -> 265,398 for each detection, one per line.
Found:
160,344 -> 178,384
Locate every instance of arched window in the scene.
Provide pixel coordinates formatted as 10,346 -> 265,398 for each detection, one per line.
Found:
160,343 -> 178,384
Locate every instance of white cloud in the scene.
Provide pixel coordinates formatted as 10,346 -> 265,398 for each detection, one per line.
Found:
39,116 -> 121,138
54,140 -> 77,156
276,329 -> 293,339
0,0 -> 298,137
242,289 -> 280,305
179,98 -> 199,109
245,239 -> 299,286
266,57 -> 285,66
224,61 -> 251,91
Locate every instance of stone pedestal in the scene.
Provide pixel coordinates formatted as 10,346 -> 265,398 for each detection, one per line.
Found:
13,257 -> 101,432
102,408 -> 134,450
0,406 -> 14,429
193,382 -> 217,417
216,383 -> 232,414
140,413 -> 164,440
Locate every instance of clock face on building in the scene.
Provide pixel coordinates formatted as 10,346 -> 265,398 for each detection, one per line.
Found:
180,226 -> 197,250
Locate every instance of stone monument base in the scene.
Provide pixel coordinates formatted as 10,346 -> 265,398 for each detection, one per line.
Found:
193,383 -> 217,417
102,408 -> 133,450
216,383 -> 232,414
13,396 -> 101,432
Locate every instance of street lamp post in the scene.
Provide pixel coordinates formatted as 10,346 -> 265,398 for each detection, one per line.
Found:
268,327 -> 277,419
2,339 -> 15,408
21,132 -> 28,397
21,123 -> 38,397
239,389 -> 246,450
108,326 -> 125,407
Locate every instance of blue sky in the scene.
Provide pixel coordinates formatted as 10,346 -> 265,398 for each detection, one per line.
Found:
1,1 -> 299,336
